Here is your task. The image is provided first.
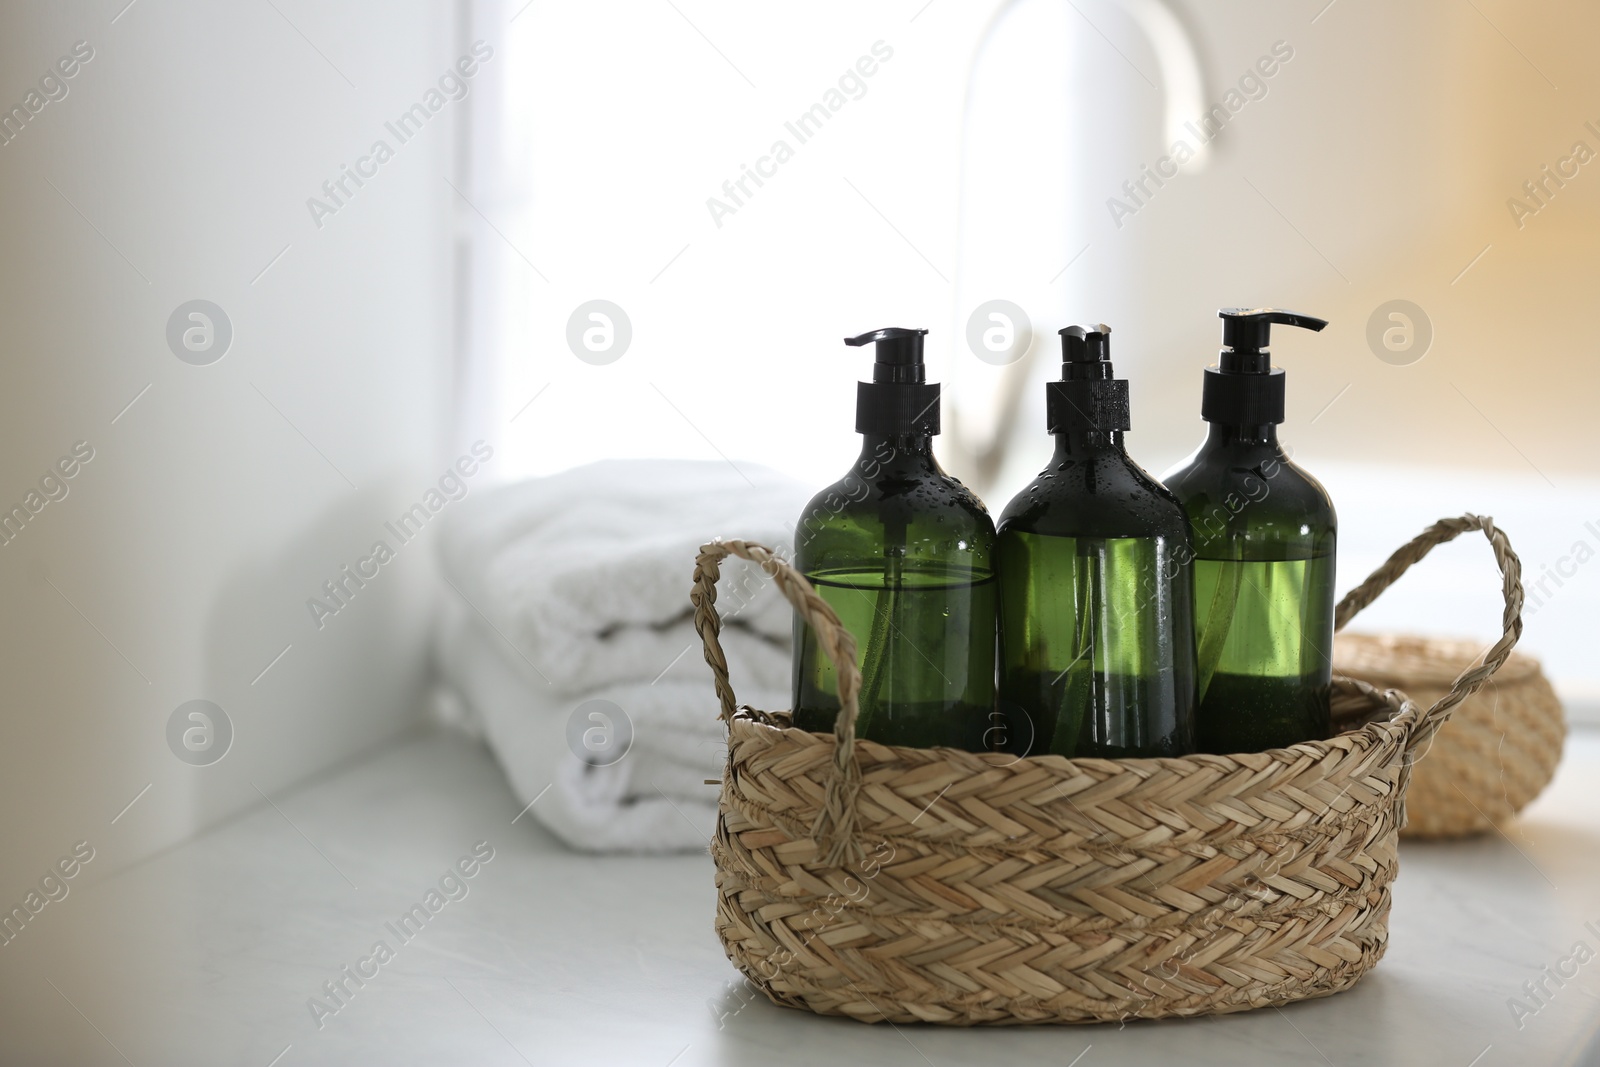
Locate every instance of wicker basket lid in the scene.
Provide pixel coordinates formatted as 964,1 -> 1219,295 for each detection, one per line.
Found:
1334,631 -> 1540,688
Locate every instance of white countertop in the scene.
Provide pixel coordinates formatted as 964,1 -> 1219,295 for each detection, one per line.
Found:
7,728 -> 1600,1066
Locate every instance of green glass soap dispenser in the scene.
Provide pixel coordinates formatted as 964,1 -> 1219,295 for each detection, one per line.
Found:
791,327 -> 997,752
996,325 -> 1197,759
1164,308 -> 1336,753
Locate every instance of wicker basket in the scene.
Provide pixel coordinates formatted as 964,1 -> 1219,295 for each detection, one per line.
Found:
690,515 -> 1523,1024
1332,632 -> 1563,839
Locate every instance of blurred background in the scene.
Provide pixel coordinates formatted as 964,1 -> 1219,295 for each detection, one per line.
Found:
1,0 -> 1597,1061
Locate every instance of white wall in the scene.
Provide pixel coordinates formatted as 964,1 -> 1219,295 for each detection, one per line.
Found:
0,0 -> 456,893
478,0 -> 1600,493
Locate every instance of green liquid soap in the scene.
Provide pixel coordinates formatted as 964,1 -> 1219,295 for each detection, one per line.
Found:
998,531 -> 1196,758
1192,556 -> 1335,751
793,564 -> 995,750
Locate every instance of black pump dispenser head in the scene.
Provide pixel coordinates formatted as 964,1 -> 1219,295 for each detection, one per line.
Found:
1047,324 -> 1131,434
1202,308 -> 1328,425
849,327 -> 939,436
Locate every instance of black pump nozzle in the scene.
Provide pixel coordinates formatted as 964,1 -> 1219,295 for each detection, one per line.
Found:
1048,323 -> 1130,434
846,327 -> 928,384
1218,308 -> 1328,373
849,327 -> 939,436
1060,323 -> 1113,379
1204,307 -> 1329,425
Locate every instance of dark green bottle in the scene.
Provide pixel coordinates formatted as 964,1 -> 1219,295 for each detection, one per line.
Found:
1164,308 -> 1336,753
791,327 -> 996,751
996,325 -> 1197,759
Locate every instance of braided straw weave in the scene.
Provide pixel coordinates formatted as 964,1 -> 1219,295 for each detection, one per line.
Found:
691,515 -> 1523,1024
1333,633 -> 1563,839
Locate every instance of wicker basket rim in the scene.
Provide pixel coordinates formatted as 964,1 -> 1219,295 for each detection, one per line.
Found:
724,676 -> 1411,772
1335,630 -> 1539,687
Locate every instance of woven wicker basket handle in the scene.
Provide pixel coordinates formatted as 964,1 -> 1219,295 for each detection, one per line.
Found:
692,540 -> 865,860
1333,514 -> 1523,759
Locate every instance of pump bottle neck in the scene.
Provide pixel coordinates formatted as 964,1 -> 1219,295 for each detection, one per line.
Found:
859,433 -> 938,469
1202,421 -> 1282,450
1053,428 -> 1125,456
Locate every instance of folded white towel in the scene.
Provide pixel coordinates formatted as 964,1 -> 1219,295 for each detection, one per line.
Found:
432,459 -> 810,852
438,459 -> 809,693
435,590 -> 787,852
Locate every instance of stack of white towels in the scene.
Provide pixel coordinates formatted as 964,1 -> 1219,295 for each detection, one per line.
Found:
433,459 -> 811,852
